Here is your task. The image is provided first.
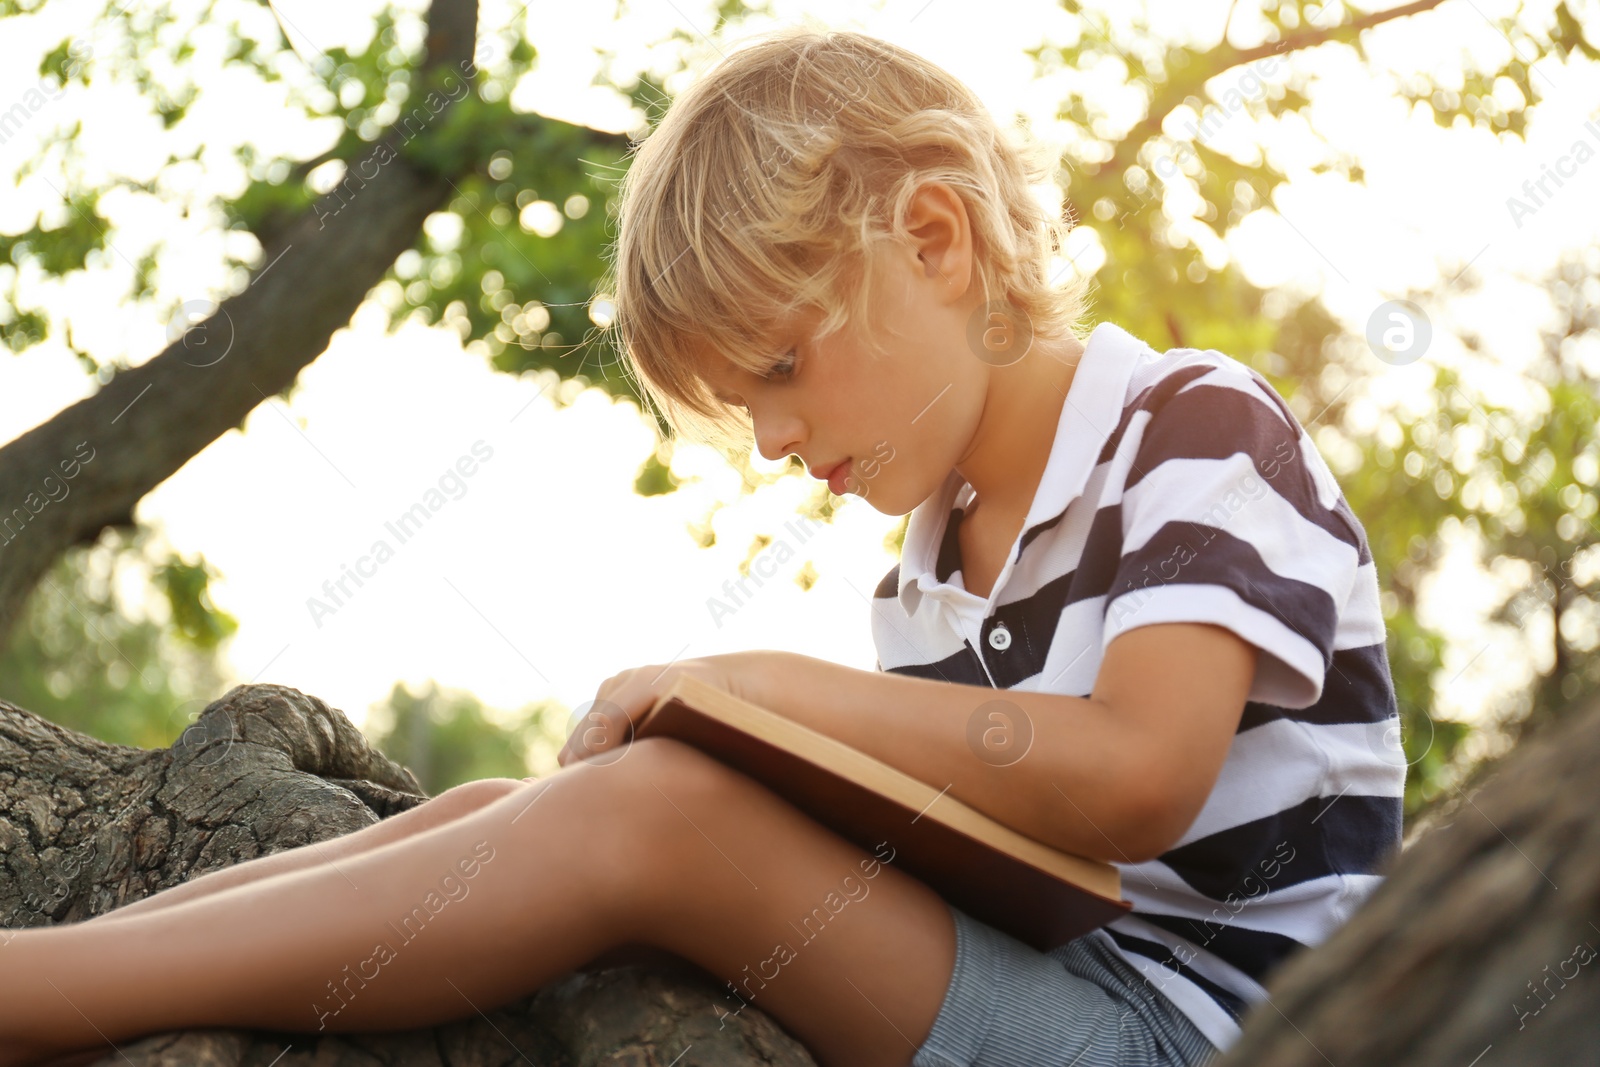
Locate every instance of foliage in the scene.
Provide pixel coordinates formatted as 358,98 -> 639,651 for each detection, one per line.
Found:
364,680 -> 570,795
155,552 -> 240,650
0,527 -> 232,749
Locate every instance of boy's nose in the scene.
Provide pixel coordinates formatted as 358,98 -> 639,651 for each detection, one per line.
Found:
751,409 -> 806,464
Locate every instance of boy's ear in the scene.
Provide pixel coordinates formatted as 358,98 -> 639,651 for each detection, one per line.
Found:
903,180 -> 974,302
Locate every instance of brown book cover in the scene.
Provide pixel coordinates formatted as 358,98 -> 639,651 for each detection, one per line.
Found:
631,673 -> 1131,952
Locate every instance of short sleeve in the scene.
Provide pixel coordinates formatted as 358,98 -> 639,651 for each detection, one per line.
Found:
1101,369 -> 1363,708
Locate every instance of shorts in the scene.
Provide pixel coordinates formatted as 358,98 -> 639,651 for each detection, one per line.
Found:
912,901 -> 1221,1067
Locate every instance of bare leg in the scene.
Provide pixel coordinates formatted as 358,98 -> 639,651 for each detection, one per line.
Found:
83,777 -> 534,924
0,738 -> 957,1067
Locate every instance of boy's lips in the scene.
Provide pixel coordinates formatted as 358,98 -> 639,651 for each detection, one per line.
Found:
809,458 -> 852,492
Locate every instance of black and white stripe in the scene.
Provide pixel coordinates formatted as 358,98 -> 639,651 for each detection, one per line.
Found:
871,320 -> 1405,1054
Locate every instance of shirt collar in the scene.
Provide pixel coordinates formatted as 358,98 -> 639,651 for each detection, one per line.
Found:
896,320 -> 1154,618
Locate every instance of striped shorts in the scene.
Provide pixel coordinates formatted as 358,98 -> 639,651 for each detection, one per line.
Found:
912,902 -> 1222,1067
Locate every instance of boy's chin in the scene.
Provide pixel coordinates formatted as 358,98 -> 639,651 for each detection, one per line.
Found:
846,484 -> 917,517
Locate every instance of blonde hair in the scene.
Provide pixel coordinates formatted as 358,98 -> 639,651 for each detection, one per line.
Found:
601,24 -> 1091,458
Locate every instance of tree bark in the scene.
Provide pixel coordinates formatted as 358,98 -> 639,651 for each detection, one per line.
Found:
0,683 -> 818,1066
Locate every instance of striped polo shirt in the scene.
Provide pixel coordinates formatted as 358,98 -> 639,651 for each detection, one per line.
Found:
870,319 -> 1405,1053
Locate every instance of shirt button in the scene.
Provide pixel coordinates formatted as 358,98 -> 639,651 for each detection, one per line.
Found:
988,622 -> 1012,651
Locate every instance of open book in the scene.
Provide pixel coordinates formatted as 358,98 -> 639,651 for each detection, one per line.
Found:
632,673 -> 1130,952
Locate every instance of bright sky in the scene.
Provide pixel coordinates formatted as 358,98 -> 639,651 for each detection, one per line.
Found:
2,0 -> 1596,739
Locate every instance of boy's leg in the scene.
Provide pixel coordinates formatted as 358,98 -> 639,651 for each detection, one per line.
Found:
2,737 -> 957,1067
619,741 -> 961,1065
84,777 -> 535,924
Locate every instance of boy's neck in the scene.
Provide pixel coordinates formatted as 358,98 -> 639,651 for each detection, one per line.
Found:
952,332 -> 1086,527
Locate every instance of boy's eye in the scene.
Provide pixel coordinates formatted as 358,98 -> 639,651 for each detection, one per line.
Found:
762,348 -> 798,381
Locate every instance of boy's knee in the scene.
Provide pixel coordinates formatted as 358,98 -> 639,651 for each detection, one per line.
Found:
562,737 -> 753,926
562,736 -> 748,855
433,776 -> 526,808
590,736 -> 738,801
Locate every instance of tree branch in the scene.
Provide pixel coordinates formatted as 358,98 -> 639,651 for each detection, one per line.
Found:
1097,0 -> 1448,179
1231,0 -> 1447,66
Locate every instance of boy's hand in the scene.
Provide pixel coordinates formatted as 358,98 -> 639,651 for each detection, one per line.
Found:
556,651 -> 784,767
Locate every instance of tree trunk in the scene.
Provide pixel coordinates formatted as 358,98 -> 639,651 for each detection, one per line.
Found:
0,683 -> 818,1066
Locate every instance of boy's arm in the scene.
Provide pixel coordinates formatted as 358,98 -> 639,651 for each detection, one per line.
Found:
744,621 -> 1257,866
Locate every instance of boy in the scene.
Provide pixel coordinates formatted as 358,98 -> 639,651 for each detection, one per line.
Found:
604,22 -> 1405,1067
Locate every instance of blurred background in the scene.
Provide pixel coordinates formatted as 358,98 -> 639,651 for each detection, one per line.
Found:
0,0 -> 1594,807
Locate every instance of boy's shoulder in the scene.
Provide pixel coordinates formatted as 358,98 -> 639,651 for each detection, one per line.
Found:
1115,337 -> 1372,554
1121,340 -> 1300,437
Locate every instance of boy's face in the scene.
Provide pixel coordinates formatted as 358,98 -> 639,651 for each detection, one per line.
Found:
696,229 -> 992,517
